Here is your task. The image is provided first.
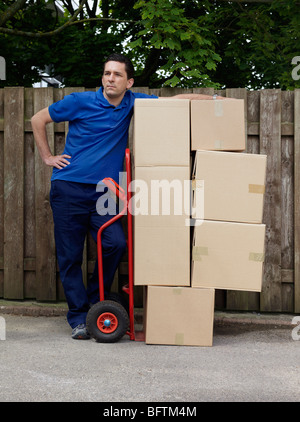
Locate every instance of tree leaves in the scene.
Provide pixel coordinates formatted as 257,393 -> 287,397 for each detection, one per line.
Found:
0,0 -> 299,89
128,0 -> 221,87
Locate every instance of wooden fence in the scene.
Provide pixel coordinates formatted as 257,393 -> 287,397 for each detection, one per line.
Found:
0,86 -> 299,313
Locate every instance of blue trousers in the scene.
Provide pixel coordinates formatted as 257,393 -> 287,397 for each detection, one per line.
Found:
50,180 -> 126,328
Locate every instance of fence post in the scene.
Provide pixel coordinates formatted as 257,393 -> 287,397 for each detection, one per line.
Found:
3,87 -> 24,299
33,88 -> 56,300
0,89 -> 4,297
294,89 -> 300,313
260,89 -> 282,312
225,88 -> 255,311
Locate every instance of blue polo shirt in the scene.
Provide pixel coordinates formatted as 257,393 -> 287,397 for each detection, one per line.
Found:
48,88 -> 158,184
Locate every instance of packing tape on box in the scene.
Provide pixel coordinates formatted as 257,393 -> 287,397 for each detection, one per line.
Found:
192,246 -> 209,261
249,252 -> 265,262
214,140 -> 224,150
213,102 -> 224,150
175,333 -> 185,346
191,179 -> 204,190
214,101 -> 223,117
248,184 -> 265,194
173,287 -> 183,295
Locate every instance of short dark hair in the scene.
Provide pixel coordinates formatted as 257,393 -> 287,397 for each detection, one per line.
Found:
103,53 -> 134,80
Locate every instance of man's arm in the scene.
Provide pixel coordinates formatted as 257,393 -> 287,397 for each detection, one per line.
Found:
159,94 -> 230,100
31,107 -> 71,169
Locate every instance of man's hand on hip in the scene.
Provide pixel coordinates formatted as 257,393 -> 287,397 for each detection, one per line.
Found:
44,154 -> 71,169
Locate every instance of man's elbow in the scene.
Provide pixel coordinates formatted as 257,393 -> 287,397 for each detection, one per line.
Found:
31,112 -> 38,127
31,107 -> 53,129
31,113 -> 40,133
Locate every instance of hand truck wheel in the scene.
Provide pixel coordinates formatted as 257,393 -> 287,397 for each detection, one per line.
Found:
87,300 -> 129,343
105,291 -> 129,315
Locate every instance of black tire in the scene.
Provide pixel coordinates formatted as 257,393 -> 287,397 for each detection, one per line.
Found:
87,300 -> 129,343
105,291 -> 129,315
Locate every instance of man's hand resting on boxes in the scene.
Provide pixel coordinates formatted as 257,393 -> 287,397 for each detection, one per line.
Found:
159,94 -> 233,100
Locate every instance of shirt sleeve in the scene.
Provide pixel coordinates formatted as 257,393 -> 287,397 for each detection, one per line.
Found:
48,92 -> 80,123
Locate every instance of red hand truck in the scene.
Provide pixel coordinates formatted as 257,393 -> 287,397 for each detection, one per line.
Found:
86,148 -> 142,343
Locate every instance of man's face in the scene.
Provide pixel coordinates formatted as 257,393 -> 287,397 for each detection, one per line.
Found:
102,61 -> 134,102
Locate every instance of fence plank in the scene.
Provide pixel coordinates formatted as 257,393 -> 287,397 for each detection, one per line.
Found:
226,88 -> 248,149
160,87 -> 193,96
247,90 -> 260,138
281,92 -> 294,269
24,88 -> 36,298
245,91 -> 260,311
246,91 -> 261,309
260,89 -> 282,311
226,88 -> 251,311
245,90 -> 261,310
3,87 -> 24,299
294,89 -> 300,312
0,89 -> 4,297
193,87 -> 214,95
33,88 -> 56,300
281,91 -> 294,312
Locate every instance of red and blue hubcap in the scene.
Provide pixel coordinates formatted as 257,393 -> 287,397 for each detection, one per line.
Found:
97,312 -> 118,334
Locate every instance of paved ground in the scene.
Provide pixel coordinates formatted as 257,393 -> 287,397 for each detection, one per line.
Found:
0,302 -> 299,403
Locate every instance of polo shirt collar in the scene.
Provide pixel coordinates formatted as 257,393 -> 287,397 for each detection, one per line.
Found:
96,87 -> 131,109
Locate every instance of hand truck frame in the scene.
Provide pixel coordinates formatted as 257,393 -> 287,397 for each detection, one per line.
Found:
86,148 -> 142,343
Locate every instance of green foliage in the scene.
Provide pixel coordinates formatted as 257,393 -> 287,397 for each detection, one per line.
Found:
47,27 -> 120,88
0,1 -> 55,86
0,0 -> 299,89
127,0 -> 221,88
209,0 -> 300,90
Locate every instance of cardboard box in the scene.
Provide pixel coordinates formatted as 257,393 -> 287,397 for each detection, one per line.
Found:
133,166 -> 190,286
132,99 -> 191,286
133,99 -> 190,166
134,226 -> 190,286
145,286 -> 215,346
192,150 -> 267,223
191,99 -> 245,151
191,220 -> 266,292
133,166 -> 191,227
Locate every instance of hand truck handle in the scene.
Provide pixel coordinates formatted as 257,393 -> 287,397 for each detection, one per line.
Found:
102,177 -> 126,202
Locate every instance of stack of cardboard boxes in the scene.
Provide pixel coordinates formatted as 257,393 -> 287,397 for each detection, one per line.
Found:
132,97 -> 267,347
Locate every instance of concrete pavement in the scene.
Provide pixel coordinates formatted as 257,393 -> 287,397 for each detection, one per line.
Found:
0,301 -> 299,403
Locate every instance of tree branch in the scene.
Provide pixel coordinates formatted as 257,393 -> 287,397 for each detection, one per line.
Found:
0,0 -> 88,34
0,16 -> 138,38
61,0 -> 75,15
0,0 -> 27,26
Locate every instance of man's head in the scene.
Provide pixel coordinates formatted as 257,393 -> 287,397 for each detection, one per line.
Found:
103,53 -> 135,80
102,54 -> 134,105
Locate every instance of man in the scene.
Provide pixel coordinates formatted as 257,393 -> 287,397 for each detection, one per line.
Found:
31,53 -> 222,339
